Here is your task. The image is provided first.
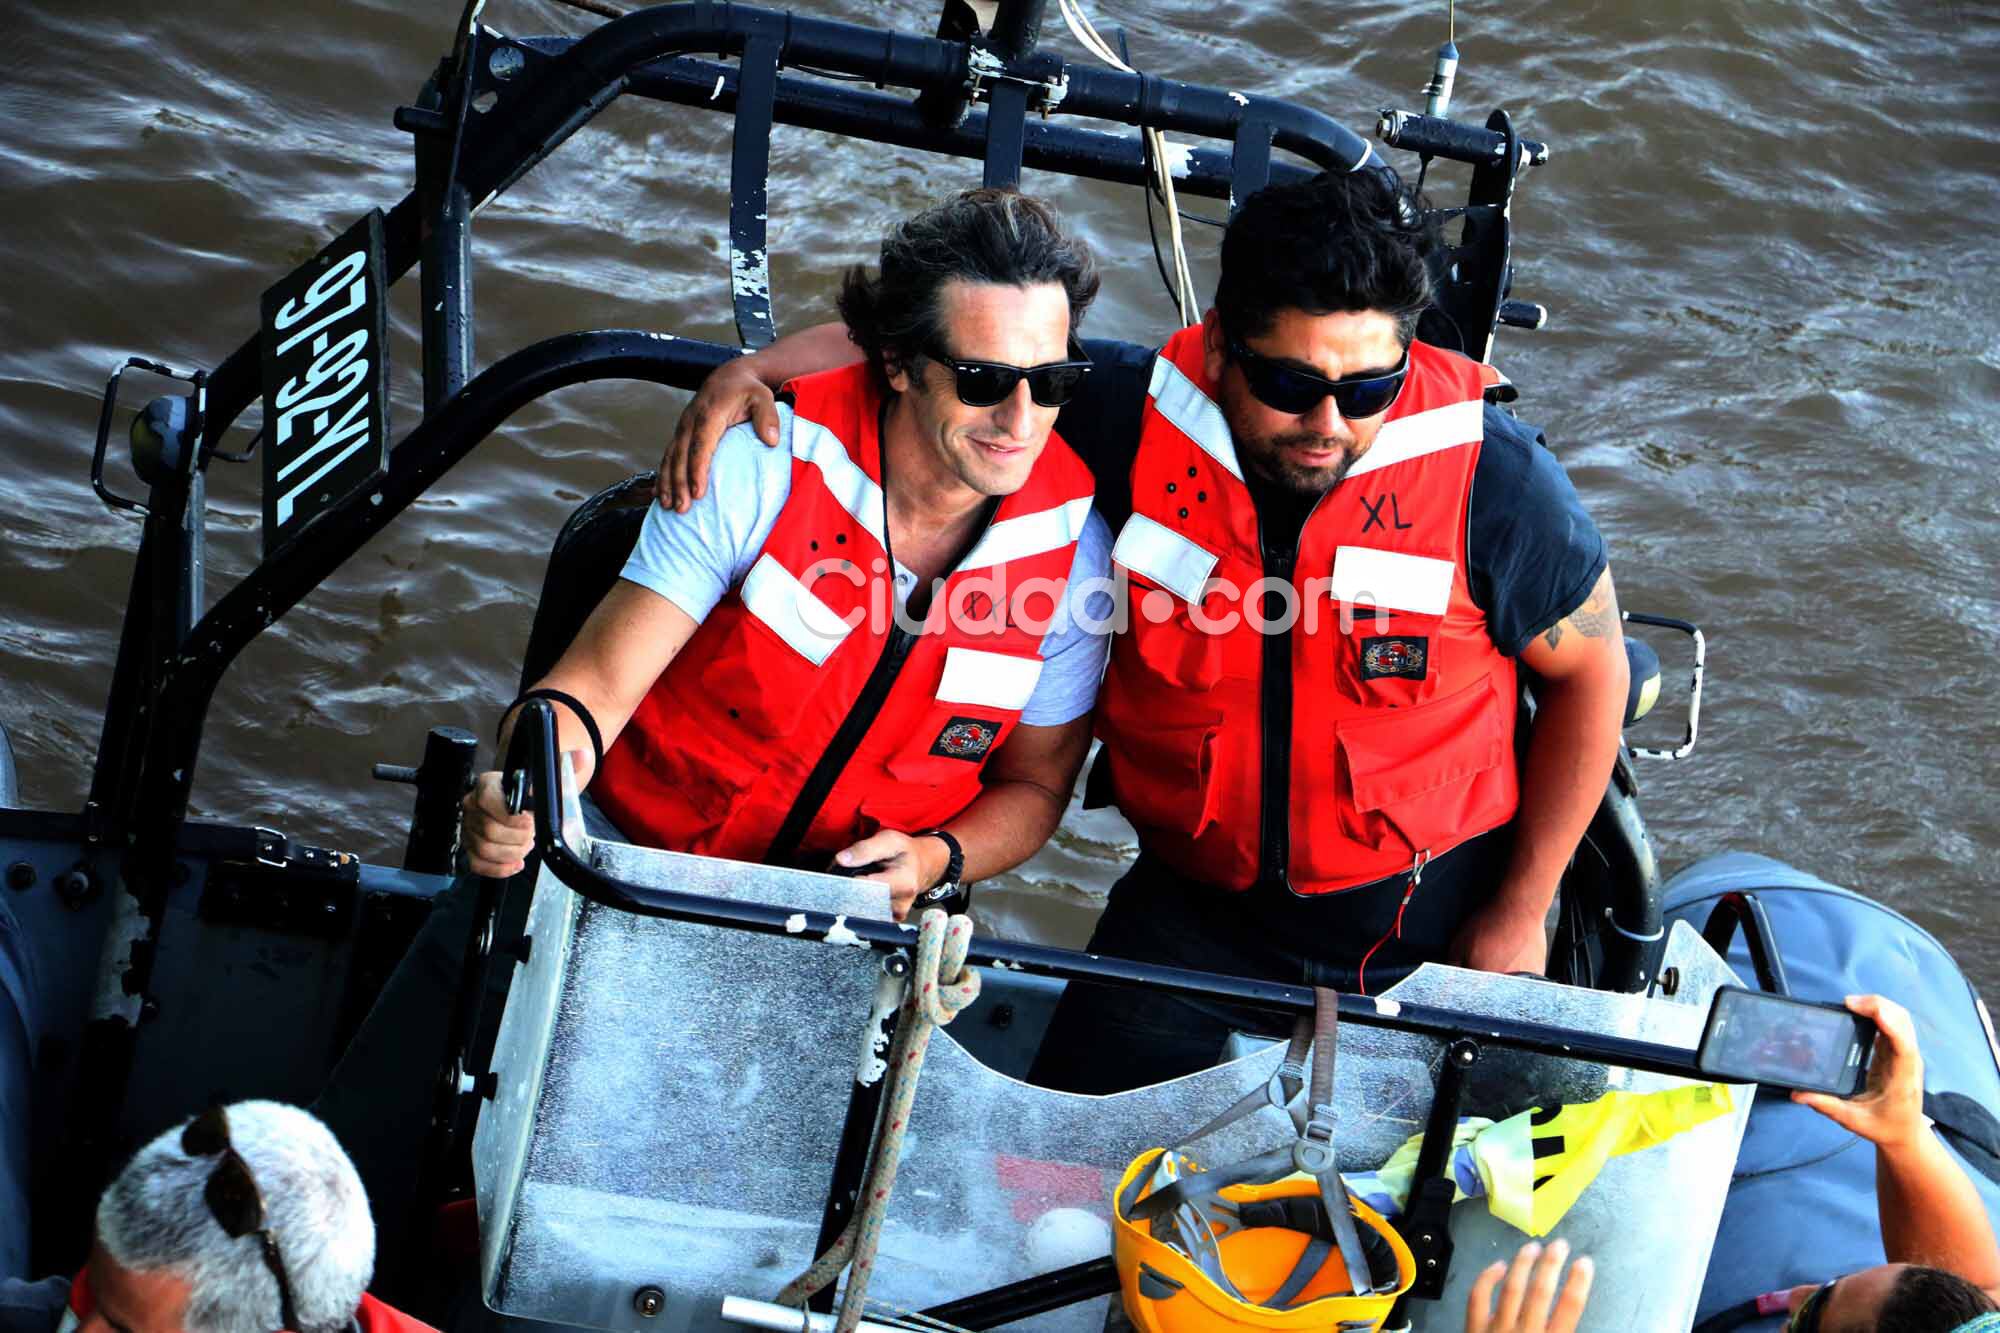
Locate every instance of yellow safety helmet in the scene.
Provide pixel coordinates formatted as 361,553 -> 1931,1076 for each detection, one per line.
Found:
1113,1148 -> 1415,1333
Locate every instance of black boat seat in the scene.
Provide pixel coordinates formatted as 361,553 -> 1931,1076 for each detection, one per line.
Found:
519,472 -> 656,693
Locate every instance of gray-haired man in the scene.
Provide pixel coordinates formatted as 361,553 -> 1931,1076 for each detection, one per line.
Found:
28,1101 -> 429,1333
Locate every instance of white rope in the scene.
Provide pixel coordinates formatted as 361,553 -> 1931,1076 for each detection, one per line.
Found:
1055,0 -> 1201,324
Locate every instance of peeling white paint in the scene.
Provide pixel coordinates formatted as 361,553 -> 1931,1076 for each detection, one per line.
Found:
730,245 -> 771,301
93,885 -> 150,1024
824,914 -> 867,948
991,959 -> 1022,971
710,75 -> 725,101
784,913 -> 807,934
856,971 -> 904,1087
1226,90 -> 1248,106
1372,997 -> 1402,1017
1159,140 -> 1193,179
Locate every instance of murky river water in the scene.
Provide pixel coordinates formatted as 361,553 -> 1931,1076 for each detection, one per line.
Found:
0,0 -> 1995,992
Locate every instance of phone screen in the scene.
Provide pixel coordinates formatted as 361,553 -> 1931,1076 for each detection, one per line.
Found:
1700,989 -> 1872,1093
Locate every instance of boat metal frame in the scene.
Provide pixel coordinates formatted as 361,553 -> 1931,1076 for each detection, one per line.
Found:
10,0 -> 1694,1317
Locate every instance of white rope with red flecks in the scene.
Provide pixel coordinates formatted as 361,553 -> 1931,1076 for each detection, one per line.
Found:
777,909 -> 982,1333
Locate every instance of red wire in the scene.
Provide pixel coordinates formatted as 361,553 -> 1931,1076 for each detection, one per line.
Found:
1356,883 -> 1416,996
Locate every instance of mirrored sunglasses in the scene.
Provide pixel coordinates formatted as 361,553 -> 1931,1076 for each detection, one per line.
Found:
1227,337 -> 1409,419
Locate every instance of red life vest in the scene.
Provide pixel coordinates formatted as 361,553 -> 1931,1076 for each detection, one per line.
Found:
356,1293 -> 439,1333
1096,325 -> 1518,895
594,362 -> 1095,863
63,1269 -> 437,1333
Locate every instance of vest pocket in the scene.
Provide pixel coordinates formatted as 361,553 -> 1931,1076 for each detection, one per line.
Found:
1109,716 -> 1225,840
881,702 -> 1014,789
1334,676 -> 1512,857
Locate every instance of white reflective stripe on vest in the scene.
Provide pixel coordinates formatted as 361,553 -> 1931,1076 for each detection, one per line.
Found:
1328,546 -> 1457,616
1112,513 -> 1218,603
740,553 -> 856,666
1148,354 -> 1244,482
1345,398 -> 1484,481
936,646 -> 1044,710
960,494 -> 1094,572
790,410 -> 887,548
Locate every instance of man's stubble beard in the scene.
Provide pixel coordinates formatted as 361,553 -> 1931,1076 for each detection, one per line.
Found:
1238,429 -> 1360,497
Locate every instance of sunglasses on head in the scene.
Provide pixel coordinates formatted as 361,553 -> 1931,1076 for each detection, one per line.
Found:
182,1106 -> 300,1333
923,339 -> 1093,408
1227,337 -> 1409,419
1788,1279 -> 1835,1333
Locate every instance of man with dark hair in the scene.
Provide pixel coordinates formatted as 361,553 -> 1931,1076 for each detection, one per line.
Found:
657,168 -> 1627,1089
466,188 -> 1113,919
1766,996 -> 2000,1332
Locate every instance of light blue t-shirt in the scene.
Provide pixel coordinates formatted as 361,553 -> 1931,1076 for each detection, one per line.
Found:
620,409 -> 1113,726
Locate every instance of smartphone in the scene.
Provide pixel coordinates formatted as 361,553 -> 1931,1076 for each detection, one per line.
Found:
1695,987 -> 1876,1096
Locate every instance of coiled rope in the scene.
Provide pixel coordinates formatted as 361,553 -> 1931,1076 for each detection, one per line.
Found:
778,909 -> 982,1333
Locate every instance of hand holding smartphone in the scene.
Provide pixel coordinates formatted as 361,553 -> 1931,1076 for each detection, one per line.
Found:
1696,987 -> 1878,1096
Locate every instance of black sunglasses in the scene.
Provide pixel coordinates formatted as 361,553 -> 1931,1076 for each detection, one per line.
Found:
923,340 -> 1093,408
1227,337 -> 1408,419
182,1106 -> 300,1333
1788,1279 -> 1835,1333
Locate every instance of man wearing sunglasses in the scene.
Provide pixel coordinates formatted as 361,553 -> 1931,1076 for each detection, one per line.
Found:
656,166 -> 1628,1091
42,1100 -> 433,1333
1701,995 -> 2000,1332
463,187 -> 1113,922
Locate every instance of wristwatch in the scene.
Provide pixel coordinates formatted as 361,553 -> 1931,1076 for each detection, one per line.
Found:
914,828 -> 968,913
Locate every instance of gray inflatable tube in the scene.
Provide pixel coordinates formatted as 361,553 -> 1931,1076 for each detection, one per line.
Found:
1664,852 -> 2000,1328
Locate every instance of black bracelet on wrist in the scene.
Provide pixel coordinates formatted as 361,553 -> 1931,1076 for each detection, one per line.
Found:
502,688 -> 605,778
914,828 -> 968,912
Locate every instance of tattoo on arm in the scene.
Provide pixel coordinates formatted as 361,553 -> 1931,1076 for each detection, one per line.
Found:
1540,569 -> 1619,651
1571,569 -> 1620,639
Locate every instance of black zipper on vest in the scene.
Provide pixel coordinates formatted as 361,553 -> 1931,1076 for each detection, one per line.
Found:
762,620 -> 923,867
1252,487 -> 1329,895
1255,523 -> 1297,893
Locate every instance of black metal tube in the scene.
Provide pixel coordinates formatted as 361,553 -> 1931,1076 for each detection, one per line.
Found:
616,52 -> 1262,201
135,331 -> 741,854
1401,1039 -> 1476,1302
986,0 -> 1046,61
1701,892 -> 1790,996
195,3 -> 1376,463
1376,109 -> 1549,170
807,961 -> 902,1315
922,1257 -> 1119,1329
422,183 -> 474,411
403,726 -> 479,876
507,705 -> 1713,1083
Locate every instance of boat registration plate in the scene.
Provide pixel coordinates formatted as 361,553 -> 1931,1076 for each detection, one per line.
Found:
258,210 -> 390,557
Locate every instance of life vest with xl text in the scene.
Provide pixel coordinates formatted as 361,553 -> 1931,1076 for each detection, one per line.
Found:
1096,324 -> 1518,894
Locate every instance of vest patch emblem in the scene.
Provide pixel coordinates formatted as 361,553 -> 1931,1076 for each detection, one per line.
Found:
930,716 -> 1001,762
1360,635 -> 1429,681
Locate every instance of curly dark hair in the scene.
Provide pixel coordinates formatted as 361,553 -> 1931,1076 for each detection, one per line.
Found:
838,188 -> 1099,394
1877,1264 -> 1998,1331
1215,166 -> 1438,347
